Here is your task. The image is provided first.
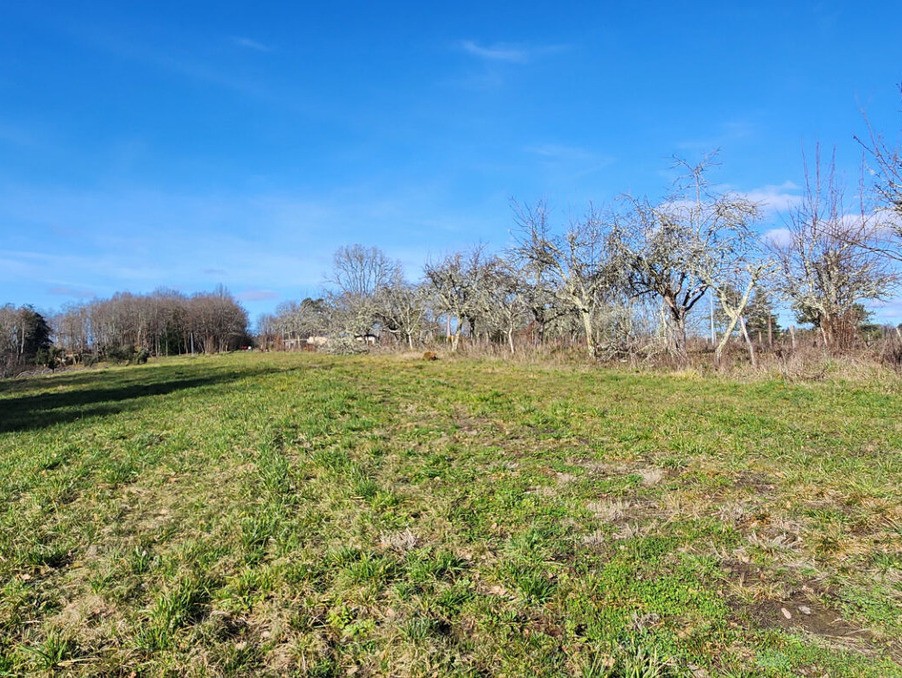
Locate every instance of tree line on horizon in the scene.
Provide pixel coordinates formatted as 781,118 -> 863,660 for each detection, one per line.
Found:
4,130 -> 902,376
0,286 -> 251,377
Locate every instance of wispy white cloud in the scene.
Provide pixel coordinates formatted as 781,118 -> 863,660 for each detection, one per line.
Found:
231,36 -> 273,53
237,289 -> 278,301
456,40 -> 570,66
526,143 -> 615,165
47,285 -> 96,299
524,143 -> 616,183
63,24 -> 268,96
762,227 -> 792,247
740,181 -> 802,214
526,144 -> 594,161
449,41 -> 568,91
676,119 -> 757,153
459,40 -> 529,64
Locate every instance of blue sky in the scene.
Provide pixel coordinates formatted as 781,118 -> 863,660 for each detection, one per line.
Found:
2,1 -> 901,324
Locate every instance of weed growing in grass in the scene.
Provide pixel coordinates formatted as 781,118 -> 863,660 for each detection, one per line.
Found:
579,637 -> 673,677
127,544 -> 156,574
22,629 -> 76,671
137,573 -> 213,651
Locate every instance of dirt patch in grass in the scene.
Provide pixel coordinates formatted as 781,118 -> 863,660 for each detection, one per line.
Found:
750,597 -> 864,639
749,594 -> 902,663
571,457 -> 675,486
722,559 -> 900,661
732,470 -> 776,494
451,408 -> 495,436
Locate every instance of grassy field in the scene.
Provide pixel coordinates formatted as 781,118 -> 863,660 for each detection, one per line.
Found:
0,352 -> 900,676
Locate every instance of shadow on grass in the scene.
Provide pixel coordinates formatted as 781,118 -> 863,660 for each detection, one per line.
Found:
0,364 -> 281,434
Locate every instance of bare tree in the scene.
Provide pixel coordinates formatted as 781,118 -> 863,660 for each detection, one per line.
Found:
744,289 -> 780,348
709,269 -> 768,367
770,149 -> 897,349
424,246 -> 494,351
53,302 -> 91,357
512,201 -> 620,358
151,289 -> 190,356
481,258 -> 530,354
856,88 -> 902,262
327,244 -> 401,297
325,244 -> 401,339
702,233 -> 772,367
270,297 -> 329,348
516,263 -> 571,347
612,154 -> 759,364
374,273 -> 429,349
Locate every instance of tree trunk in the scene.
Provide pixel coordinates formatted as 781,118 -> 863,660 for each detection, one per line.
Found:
739,316 -> 757,368
672,311 -> 688,365
715,312 -> 742,367
579,308 -> 596,358
709,293 -> 716,347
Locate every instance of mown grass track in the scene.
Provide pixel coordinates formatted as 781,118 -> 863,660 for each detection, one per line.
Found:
0,352 -> 900,676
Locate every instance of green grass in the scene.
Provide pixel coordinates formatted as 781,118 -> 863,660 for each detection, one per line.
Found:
0,352 -> 900,675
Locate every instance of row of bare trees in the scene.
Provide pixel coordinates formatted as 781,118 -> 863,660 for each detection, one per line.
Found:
52,285 -> 251,360
259,152 -> 898,367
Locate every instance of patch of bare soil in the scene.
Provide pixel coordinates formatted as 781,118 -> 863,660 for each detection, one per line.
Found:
570,457 -> 676,485
753,595 -> 902,662
452,408 -> 496,437
751,596 -> 861,638
732,470 -> 776,494
723,560 -> 901,662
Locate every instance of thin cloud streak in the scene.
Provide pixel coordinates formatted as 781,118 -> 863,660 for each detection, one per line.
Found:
526,143 -> 596,161
238,289 -> 279,301
48,285 -> 96,299
676,120 -> 758,153
231,36 -> 273,52
459,40 -> 530,64
63,23 -> 269,97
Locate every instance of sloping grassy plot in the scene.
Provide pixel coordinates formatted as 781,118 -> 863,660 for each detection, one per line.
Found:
0,353 -> 899,676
